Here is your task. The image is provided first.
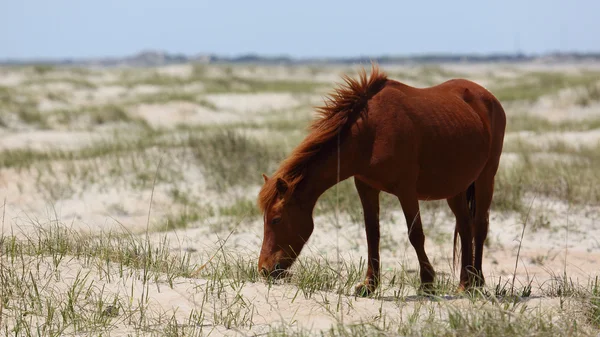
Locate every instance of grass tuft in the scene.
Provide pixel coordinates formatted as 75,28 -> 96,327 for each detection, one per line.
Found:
493,71 -> 600,103
190,129 -> 284,188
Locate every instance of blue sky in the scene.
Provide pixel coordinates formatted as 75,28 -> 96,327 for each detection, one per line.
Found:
1,0 -> 598,59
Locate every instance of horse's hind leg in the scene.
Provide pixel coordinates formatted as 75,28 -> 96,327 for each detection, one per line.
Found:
397,192 -> 436,293
354,178 -> 381,297
446,192 -> 476,290
472,170 -> 497,287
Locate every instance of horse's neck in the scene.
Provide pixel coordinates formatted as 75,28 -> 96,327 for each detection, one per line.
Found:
293,135 -> 359,209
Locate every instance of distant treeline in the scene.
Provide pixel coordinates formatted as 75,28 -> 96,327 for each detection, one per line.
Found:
2,51 -> 600,67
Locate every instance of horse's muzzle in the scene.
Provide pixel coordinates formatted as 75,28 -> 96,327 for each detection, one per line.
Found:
259,262 -> 288,279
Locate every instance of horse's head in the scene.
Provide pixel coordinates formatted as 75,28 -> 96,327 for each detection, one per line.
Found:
258,174 -> 314,279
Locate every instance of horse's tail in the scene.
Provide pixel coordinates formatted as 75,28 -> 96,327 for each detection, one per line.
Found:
466,182 -> 476,218
453,182 -> 476,272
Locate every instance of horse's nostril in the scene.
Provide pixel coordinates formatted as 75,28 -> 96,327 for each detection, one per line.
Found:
274,263 -> 281,271
260,267 -> 269,277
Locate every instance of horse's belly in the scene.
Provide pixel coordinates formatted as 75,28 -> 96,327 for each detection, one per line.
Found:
415,126 -> 490,199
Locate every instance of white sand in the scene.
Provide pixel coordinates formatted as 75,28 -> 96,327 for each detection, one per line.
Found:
204,92 -> 303,114
131,101 -> 241,127
0,130 -> 103,151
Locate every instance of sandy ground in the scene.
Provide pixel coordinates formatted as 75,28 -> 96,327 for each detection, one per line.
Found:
1,62 -> 600,335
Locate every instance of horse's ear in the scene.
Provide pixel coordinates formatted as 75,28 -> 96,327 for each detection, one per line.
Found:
262,173 -> 269,184
275,178 -> 288,196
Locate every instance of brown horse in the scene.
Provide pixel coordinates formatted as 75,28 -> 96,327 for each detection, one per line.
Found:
257,64 -> 506,296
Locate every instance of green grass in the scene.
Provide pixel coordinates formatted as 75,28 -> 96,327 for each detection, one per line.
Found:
0,86 -> 43,129
218,198 -> 261,219
0,85 -> 14,102
589,277 -> 600,327
231,77 -> 322,93
0,129 -> 165,169
51,104 -> 147,128
16,106 -> 49,128
575,83 -> 600,107
493,71 -> 600,103
492,163 -> 529,213
198,76 -> 322,94
22,76 -> 97,89
87,105 -> 133,125
0,128 -> 286,215
0,85 -> 46,128
506,113 -> 600,133
31,64 -> 56,75
189,129 -> 285,188
17,103 -> 145,130
119,71 -> 193,87
315,178 -> 400,224
418,65 -> 467,80
1,225 -> 198,280
1,216 -> 598,336
133,90 -> 201,105
196,248 -> 593,336
0,222 -> 201,335
129,91 -> 221,111
162,208 -> 209,231
158,188 -> 216,231
492,139 -> 600,212
116,67 -> 323,94
176,116 -> 312,133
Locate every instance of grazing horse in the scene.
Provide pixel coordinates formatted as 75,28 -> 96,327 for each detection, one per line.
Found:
257,64 -> 506,296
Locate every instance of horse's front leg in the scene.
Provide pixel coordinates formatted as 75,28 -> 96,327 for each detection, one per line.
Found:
354,178 -> 381,297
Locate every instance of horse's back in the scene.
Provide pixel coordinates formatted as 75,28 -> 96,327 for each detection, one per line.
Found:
361,79 -> 499,199
373,79 -> 493,141
431,79 -> 506,129
385,77 -> 505,153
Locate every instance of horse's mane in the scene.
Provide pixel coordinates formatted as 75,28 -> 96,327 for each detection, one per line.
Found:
258,63 -> 388,212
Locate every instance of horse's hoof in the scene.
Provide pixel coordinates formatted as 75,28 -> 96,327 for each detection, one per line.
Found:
355,282 -> 376,297
464,269 -> 485,288
456,282 -> 472,294
472,276 -> 485,288
418,283 -> 436,296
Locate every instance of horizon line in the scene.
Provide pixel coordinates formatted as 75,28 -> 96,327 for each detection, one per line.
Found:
3,48 -> 600,63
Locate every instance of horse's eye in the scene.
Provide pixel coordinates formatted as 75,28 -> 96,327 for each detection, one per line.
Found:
271,217 -> 281,225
